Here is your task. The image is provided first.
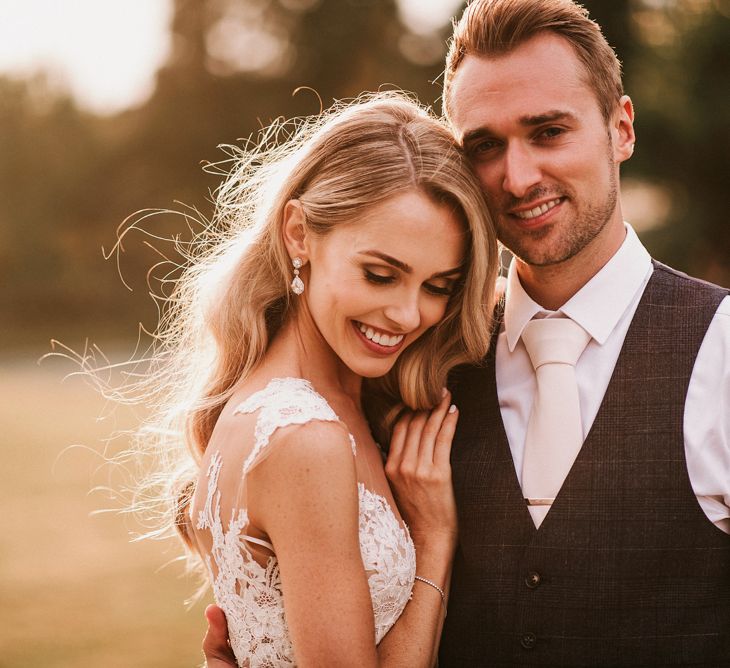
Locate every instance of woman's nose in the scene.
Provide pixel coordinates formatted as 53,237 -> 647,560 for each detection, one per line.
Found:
383,292 -> 421,332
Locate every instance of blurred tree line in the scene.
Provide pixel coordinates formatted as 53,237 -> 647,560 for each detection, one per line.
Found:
2,0 -> 728,350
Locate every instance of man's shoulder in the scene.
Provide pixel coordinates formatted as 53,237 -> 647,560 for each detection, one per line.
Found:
651,260 -> 729,297
645,260 -> 729,343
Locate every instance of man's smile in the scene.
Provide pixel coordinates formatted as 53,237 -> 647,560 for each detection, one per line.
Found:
510,197 -> 564,220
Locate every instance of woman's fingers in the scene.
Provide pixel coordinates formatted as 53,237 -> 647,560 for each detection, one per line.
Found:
385,393 -> 459,545
433,403 -> 458,470
416,390 -> 452,466
387,410 -> 412,464
399,410 -> 429,472
386,390 -> 458,483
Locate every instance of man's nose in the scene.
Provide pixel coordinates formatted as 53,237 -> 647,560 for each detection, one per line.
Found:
501,143 -> 542,199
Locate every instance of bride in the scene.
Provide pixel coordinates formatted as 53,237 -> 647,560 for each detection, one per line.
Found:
151,93 -> 497,666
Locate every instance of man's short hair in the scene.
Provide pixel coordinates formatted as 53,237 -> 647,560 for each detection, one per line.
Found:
443,0 -> 624,124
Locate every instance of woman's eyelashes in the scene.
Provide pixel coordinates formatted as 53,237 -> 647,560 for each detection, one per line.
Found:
364,269 -> 395,285
363,269 -> 455,296
424,282 -> 455,296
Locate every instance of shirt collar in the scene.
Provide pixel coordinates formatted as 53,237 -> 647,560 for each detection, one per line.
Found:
504,223 -> 653,351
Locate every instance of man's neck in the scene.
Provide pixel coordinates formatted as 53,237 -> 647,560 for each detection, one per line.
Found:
516,222 -> 627,311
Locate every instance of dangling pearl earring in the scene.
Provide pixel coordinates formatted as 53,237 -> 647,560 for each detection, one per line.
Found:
290,257 -> 304,295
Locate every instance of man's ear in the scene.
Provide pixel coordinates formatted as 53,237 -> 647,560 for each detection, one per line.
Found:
282,199 -> 309,261
612,95 -> 636,164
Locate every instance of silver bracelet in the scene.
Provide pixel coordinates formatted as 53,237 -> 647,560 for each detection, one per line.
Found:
414,575 -> 447,618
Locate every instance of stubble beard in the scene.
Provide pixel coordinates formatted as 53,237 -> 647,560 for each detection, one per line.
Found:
494,159 -> 619,268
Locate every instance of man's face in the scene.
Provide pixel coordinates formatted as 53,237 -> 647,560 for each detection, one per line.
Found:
447,33 -> 631,267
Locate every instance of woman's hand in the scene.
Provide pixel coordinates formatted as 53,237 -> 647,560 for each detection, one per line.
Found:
385,390 -> 458,551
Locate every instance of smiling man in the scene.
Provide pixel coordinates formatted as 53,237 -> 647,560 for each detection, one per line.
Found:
439,1 -> 730,666
203,1 -> 730,666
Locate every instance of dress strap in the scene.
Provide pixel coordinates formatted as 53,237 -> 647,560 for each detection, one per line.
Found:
234,377 -> 356,475
240,534 -> 275,552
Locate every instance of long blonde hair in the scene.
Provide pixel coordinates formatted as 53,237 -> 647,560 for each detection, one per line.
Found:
122,92 -> 498,553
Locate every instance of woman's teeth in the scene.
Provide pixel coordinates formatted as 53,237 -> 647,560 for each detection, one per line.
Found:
358,322 -> 404,347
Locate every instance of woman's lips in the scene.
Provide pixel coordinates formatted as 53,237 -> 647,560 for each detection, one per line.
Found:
351,320 -> 406,355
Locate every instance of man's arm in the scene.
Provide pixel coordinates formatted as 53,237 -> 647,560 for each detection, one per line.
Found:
202,605 -> 236,668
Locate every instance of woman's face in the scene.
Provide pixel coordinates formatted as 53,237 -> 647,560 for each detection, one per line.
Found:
303,189 -> 467,378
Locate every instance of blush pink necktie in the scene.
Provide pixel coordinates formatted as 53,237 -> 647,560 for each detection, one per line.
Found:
521,317 -> 591,528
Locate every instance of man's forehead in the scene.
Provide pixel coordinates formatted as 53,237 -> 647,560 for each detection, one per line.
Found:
447,34 -> 594,135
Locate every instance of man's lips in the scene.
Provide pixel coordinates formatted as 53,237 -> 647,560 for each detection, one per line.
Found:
508,197 -> 564,221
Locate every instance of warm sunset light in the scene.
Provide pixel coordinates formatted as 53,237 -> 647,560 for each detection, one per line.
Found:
3,1 -> 727,665
0,0 -> 462,114
0,0 -> 172,113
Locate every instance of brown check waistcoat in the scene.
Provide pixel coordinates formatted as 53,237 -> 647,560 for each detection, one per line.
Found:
439,262 -> 730,667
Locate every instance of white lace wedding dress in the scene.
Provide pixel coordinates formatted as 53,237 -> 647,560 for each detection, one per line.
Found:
192,377 -> 416,667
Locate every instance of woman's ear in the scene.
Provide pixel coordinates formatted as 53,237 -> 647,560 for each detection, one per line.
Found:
282,200 -> 309,260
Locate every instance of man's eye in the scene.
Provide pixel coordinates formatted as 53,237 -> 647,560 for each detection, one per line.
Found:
365,270 -> 394,285
540,126 -> 565,140
469,139 -> 499,156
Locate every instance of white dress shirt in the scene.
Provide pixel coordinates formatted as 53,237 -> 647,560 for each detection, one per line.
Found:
496,223 -> 730,533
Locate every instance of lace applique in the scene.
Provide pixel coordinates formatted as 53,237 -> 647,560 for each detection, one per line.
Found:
358,483 -> 417,643
195,377 -> 416,667
234,377 -> 357,473
196,452 -> 294,665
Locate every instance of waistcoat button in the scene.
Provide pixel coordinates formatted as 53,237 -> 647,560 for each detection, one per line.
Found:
525,571 -> 541,588
520,632 -> 537,649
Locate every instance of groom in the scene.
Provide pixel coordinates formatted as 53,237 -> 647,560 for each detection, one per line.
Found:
437,0 -> 729,665
204,0 -> 730,665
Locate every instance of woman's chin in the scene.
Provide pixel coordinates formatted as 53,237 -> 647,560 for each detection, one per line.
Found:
342,356 -> 399,380
352,364 -> 397,380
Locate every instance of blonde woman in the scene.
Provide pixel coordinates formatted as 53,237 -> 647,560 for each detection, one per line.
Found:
146,94 -> 497,666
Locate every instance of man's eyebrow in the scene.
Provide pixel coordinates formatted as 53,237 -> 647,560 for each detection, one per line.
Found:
519,110 -> 577,126
461,110 -> 577,146
461,127 -> 492,147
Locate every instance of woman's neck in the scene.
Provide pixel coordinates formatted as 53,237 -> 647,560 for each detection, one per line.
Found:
265,313 -> 363,407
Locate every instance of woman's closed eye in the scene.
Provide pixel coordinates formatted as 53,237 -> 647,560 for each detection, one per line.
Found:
364,269 -> 396,285
424,280 -> 456,297
365,268 -> 458,296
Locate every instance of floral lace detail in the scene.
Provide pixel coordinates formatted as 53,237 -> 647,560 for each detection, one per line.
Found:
195,378 -> 416,667
197,452 -> 294,666
235,377 -> 356,474
358,482 -> 416,643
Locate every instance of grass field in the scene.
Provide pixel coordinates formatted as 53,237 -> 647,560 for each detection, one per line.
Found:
0,352 -> 207,667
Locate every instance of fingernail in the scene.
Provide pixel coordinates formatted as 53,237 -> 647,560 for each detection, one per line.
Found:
448,404 -> 457,414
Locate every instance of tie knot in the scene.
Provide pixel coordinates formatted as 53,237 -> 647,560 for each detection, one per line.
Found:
521,317 -> 591,370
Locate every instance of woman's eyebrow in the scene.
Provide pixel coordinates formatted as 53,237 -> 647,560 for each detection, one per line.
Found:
359,251 -> 463,279
431,266 -> 464,279
358,250 -> 412,273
